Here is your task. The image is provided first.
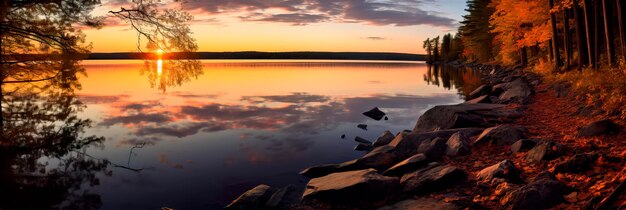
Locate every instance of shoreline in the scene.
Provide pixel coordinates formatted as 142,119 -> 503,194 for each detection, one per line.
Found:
225,63 -> 625,209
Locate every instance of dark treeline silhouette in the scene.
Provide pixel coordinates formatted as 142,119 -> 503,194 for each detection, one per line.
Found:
422,33 -> 463,63
86,51 -> 426,61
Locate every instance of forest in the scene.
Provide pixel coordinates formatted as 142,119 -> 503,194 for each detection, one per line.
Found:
424,0 -> 626,119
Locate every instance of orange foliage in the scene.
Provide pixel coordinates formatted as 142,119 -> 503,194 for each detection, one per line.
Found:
490,0 -> 551,64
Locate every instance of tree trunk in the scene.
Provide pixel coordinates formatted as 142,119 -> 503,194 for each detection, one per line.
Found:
550,0 -> 562,69
594,0 -> 601,69
574,1 -> 589,67
602,0 -> 616,65
520,47 -> 528,66
0,0 -> 7,136
564,9 -> 572,68
584,0 -> 596,67
616,0 -> 626,62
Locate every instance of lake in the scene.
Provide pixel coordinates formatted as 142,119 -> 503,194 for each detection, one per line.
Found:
0,60 -> 481,210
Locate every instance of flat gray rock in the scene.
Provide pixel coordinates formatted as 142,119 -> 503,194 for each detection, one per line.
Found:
373,130 -> 395,147
383,153 -> 429,176
225,184 -> 276,210
303,169 -> 400,205
414,103 -> 508,132
476,159 -> 523,184
474,125 -> 528,146
401,164 -> 466,193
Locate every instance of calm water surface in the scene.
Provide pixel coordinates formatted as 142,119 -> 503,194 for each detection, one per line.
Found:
4,60 -> 482,209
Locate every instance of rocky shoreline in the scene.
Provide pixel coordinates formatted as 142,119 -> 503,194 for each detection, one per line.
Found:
224,64 -> 624,210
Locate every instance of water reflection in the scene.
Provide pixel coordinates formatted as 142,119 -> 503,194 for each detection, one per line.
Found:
141,59 -> 203,93
0,58 -> 109,209
424,64 -> 483,99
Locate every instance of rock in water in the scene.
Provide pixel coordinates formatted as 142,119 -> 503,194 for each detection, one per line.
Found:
500,172 -> 570,210
401,165 -> 466,193
363,107 -> 386,121
446,132 -> 471,156
373,130 -> 395,147
473,125 -> 528,146
354,143 -> 374,151
476,160 -> 523,184
302,169 -> 400,205
577,119 -> 620,137
225,184 -> 276,210
354,136 -> 372,144
526,141 -> 562,162
377,198 -> 459,210
340,134 -> 346,139
384,116 -> 389,120
383,153 -> 429,176
299,145 -> 400,178
357,124 -> 368,130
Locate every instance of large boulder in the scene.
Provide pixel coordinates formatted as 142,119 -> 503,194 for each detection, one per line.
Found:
266,185 -> 302,209
377,198 -> 459,210
552,153 -> 598,174
577,119 -> 620,137
474,125 -> 528,146
383,153 -> 429,176
373,130 -> 395,147
465,95 -> 491,104
300,145 -> 400,178
476,160 -> 523,184
510,139 -> 538,153
500,172 -> 570,210
401,164 -> 466,193
526,141 -> 562,162
469,84 -> 492,99
498,78 -> 533,102
417,137 -> 448,160
414,103 -> 512,132
302,169 -> 400,205
446,132 -> 471,156
389,128 -> 483,158
225,184 -> 276,210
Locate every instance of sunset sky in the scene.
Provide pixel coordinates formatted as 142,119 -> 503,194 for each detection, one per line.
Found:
85,0 -> 467,54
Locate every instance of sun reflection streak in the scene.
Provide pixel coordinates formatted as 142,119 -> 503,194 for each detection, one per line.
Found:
157,59 -> 163,76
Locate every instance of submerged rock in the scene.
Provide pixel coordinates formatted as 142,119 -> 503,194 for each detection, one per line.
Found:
526,141 -> 562,162
383,153 -> 429,176
340,134 -> 346,139
474,125 -> 528,146
363,107 -> 386,121
302,169 -> 400,205
476,160 -> 523,184
552,153 -> 599,174
401,164 -> 466,193
500,171 -> 570,210
446,132 -> 471,156
377,198 -> 459,210
357,124 -> 368,130
413,103 -> 512,132
373,130 -> 395,147
577,119 -> 620,137
225,184 -> 276,210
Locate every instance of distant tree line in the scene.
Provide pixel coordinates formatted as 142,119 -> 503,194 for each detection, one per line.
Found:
448,0 -> 626,70
422,33 -> 464,63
